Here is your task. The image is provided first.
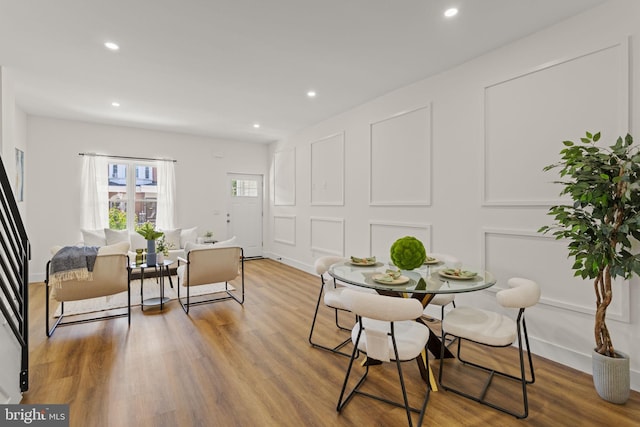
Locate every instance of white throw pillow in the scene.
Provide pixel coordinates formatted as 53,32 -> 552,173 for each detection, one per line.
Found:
81,229 -> 106,246
162,228 -> 182,250
130,231 -> 146,250
98,241 -> 131,255
213,236 -> 237,248
104,228 -> 130,246
184,241 -> 212,254
180,227 -> 198,248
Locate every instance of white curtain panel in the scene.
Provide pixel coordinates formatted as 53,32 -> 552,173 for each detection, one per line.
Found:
80,155 -> 108,229
155,160 -> 177,230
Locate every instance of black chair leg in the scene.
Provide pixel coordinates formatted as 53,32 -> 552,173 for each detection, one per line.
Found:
438,321 -> 534,419
309,281 -> 353,357
337,327 -> 430,427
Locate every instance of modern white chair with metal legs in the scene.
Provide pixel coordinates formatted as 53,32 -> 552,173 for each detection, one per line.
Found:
337,290 -> 431,427
438,277 -> 541,419
308,256 -> 354,356
176,245 -> 244,314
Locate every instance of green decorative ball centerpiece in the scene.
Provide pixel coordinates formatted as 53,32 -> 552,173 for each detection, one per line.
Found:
390,236 -> 426,270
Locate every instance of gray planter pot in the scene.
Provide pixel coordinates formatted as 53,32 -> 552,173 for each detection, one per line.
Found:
592,349 -> 630,404
146,239 -> 157,266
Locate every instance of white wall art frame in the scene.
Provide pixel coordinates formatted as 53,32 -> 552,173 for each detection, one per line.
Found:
310,217 -> 344,256
483,39 -> 629,206
310,132 -> 345,206
274,148 -> 296,206
369,105 -> 432,206
482,228 -> 630,322
273,215 -> 296,246
369,221 -> 432,263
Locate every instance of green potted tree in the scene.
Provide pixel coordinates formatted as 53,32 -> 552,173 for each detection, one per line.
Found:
539,131 -> 640,403
136,222 -> 164,265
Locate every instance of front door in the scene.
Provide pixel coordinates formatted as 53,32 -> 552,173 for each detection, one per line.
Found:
227,173 -> 263,258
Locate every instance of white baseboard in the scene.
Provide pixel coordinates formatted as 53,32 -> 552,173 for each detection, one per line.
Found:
529,336 -> 639,392
262,252 -> 314,275
29,272 -> 46,283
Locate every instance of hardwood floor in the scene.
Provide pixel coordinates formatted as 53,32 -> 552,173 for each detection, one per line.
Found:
23,259 -> 640,426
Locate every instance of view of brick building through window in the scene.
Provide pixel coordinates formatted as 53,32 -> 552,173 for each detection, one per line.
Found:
108,162 -> 157,229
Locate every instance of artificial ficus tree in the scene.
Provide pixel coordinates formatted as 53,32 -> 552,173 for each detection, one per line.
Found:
539,131 -> 640,357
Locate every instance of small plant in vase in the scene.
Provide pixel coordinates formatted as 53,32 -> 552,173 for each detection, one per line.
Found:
155,235 -> 174,263
136,222 -> 164,265
202,230 -> 215,243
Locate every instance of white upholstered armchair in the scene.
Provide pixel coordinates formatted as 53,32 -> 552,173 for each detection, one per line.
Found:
45,244 -> 131,337
176,245 -> 244,314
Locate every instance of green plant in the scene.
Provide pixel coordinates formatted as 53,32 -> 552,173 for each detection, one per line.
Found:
539,131 -> 640,357
390,236 -> 426,270
155,235 -> 174,256
109,207 -> 127,230
205,230 -> 214,238
136,221 -> 164,241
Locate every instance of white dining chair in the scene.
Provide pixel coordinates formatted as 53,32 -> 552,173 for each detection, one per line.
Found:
438,277 -> 541,419
308,256 -> 354,356
337,290 -> 431,427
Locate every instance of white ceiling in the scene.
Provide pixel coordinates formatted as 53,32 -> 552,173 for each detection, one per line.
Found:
0,0 -> 606,144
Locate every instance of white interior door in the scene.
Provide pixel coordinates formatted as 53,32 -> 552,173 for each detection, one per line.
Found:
227,174 -> 263,258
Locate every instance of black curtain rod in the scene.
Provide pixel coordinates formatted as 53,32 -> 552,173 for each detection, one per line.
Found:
78,152 -> 177,163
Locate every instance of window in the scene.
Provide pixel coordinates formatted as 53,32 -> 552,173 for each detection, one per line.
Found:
108,161 -> 158,229
231,179 -> 258,197
81,154 -> 175,232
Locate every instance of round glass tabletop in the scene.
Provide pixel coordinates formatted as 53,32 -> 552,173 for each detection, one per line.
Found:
328,261 -> 495,294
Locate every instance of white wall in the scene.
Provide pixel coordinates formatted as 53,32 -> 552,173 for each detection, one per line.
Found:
1,68 -> 27,218
26,116 -> 269,282
266,0 -> 640,390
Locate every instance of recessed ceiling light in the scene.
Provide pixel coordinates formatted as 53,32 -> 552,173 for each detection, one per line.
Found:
253,123 -> 260,128
307,90 -> 317,98
104,41 -> 119,51
111,102 -> 120,107
444,8 -> 458,18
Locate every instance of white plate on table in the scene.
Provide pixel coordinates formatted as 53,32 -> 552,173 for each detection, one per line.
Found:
438,270 -> 477,280
372,273 -> 410,285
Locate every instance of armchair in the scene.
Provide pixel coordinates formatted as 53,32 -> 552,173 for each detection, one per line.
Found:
176,245 -> 244,313
45,250 -> 131,337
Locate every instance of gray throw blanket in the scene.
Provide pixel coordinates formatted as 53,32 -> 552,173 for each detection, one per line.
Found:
50,246 -> 99,288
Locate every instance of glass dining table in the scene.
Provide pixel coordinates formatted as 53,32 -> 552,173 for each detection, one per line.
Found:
329,260 -> 495,303
328,260 -> 496,365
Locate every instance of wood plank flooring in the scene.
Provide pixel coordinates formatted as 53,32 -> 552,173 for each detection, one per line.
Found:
22,259 -> 640,426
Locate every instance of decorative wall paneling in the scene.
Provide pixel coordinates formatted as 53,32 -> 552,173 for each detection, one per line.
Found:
482,228 -> 630,322
310,132 -> 344,206
310,217 -> 344,256
273,215 -> 296,245
369,221 -> 431,263
483,39 -> 629,206
274,148 -> 296,206
369,105 -> 432,206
